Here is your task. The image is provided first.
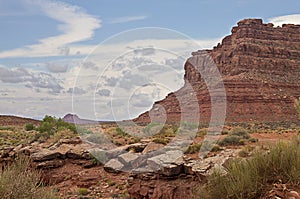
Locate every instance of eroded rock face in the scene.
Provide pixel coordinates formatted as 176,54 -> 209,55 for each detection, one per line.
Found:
135,19 -> 300,124
127,148 -> 241,199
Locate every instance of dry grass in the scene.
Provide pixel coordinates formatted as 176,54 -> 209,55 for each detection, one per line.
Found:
196,137 -> 300,199
0,156 -> 59,199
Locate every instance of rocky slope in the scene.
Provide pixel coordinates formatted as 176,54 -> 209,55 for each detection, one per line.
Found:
0,115 -> 40,126
136,19 -> 300,124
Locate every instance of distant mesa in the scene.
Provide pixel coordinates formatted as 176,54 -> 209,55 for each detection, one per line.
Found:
62,114 -> 98,124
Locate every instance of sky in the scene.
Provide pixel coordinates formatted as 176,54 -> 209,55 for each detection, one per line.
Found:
0,0 -> 300,121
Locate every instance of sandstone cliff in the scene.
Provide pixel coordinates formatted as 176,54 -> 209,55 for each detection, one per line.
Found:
135,19 -> 300,124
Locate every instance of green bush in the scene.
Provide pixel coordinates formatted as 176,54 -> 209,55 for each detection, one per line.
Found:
219,135 -> 243,146
116,127 -> 128,137
205,138 -> 300,199
230,127 -> 250,139
37,115 -> 77,135
218,127 -> 251,146
0,156 -> 59,199
25,123 -> 35,131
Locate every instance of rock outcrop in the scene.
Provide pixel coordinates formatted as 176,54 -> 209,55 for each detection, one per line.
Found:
126,148 -> 240,198
135,19 -> 300,124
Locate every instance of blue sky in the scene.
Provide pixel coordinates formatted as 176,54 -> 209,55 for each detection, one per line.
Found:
0,0 -> 300,120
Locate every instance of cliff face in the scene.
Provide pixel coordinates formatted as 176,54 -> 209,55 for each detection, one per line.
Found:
135,19 -> 300,124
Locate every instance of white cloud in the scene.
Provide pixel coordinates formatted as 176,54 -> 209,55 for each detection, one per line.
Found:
108,16 -> 147,24
0,0 -> 101,58
268,14 -> 300,26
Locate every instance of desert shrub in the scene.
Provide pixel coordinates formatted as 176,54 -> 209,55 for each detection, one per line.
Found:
196,129 -> 207,138
34,131 -> 50,143
205,138 -> 300,199
78,188 -> 88,195
248,137 -> 258,143
25,123 -> 35,131
221,129 -> 230,135
107,179 -> 116,186
185,143 -> 202,154
143,123 -> 177,138
128,137 -> 141,144
211,144 -> 221,152
230,127 -> 250,139
116,127 -> 128,137
218,127 -> 252,146
159,125 -> 177,137
238,145 -> 255,157
153,137 -> 169,145
143,122 -> 163,135
238,149 -> 249,157
0,126 -> 15,131
48,129 -> 77,144
180,122 -> 199,130
218,135 -> 242,146
37,115 -> 77,135
0,156 -> 59,199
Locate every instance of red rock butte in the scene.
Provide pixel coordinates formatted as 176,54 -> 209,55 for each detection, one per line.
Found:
135,19 -> 300,125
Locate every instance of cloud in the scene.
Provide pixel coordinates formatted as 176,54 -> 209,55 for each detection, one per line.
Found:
129,93 -> 153,108
133,47 -> 156,56
105,77 -> 118,87
82,61 -> 98,70
137,63 -> 170,73
268,14 -> 300,26
0,0 -> 101,58
67,87 -> 87,95
46,62 -> 68,73
0,66 -> 63,93
119,71 -> 149,90
31,72 -> 63,94
96,89 -> 111,96
0,67 -> 32,83
164,57 -> 186,70
108,16 -> 146,24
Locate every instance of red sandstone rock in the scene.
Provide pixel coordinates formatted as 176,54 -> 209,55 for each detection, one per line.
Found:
135,18 -> 300,125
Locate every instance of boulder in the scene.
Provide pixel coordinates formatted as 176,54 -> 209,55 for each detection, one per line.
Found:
104,159 -> 124,173
147,150 -> 184,176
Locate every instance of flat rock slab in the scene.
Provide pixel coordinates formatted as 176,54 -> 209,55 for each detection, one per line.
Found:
31,150 -> 62,162
119,152 -> 140,165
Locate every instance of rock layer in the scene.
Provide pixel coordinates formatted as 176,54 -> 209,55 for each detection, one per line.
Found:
135,19 -> 300,124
